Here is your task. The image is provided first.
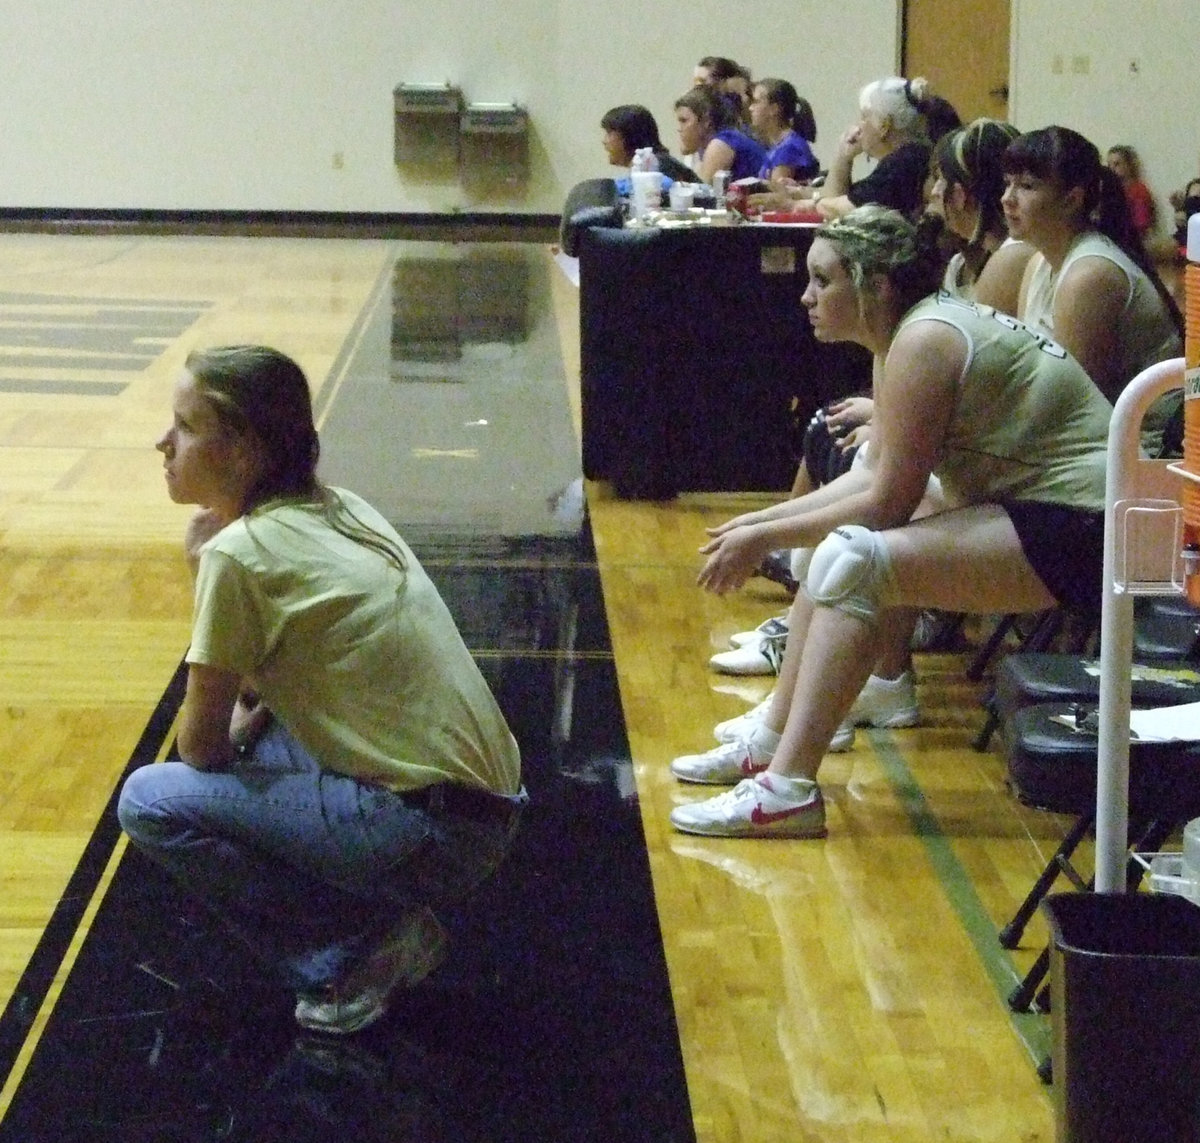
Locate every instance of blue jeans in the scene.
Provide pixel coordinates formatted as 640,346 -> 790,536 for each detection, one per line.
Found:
117,722 -> 524,991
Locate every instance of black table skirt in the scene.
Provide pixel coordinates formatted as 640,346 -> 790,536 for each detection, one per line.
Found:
579,223 -> 871,499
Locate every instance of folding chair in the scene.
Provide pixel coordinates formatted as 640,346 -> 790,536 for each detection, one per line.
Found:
998,703 -> 1200,1027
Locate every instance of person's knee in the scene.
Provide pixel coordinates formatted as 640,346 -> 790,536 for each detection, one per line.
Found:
117,770 -> 149,838
805,525 -> 897,624
789,546 -> 813,583
116,765 -> 175,845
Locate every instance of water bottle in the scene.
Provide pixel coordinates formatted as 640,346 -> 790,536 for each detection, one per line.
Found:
630,149 -> 663,221
630,147 -> 658,174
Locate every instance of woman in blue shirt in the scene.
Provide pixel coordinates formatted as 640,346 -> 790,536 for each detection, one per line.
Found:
749,79 -> 819,184
674,85 -> 767,184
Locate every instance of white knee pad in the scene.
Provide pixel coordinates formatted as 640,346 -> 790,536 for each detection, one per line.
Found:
804,525 -> 897,625
789,547 -> 813,583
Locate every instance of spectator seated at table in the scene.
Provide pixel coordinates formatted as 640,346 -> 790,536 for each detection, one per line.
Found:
601,104 -> 698,187
752,76 -> 941,221
674,85 -> 767,185
749,78 -> 819,185
693,55 -> 754,131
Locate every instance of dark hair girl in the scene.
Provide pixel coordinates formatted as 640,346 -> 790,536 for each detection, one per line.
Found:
928,118 -> 1033,314
1001,125 -> 1182,411
674,85 -> 767,184
749,79 -> 820,184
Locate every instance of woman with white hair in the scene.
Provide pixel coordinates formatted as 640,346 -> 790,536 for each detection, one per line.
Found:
668,206 -> 1112,839
813,76 -> 936,218
755,76 -> 939,219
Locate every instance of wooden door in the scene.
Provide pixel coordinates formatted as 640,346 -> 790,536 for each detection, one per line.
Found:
904,0 -> 1011,124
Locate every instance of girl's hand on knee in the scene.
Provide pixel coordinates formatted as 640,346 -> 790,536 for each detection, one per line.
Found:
697,526 -> 765,594
826,396 -> 873,429
838,424 -> 872,451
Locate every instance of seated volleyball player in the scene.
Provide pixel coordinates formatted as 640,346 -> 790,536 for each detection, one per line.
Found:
668,206 -> 1111,838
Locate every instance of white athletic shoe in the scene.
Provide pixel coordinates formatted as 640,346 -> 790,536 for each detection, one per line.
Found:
729,614 -> 789,649
713,695 -> 774,743
671,738 -> 770,785
712,693 -> 855,751
670,774 -> 827,839
711,697 -> 858,753
710,620 -> 787,676
713,672 -> 919,750
849,671 -> 920,729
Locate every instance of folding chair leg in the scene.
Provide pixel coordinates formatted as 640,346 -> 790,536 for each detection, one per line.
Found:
1022,609 -> 1065,654
1131,818 -> 1174,871
966,614 -> 1019,682
973,705 -> 999,752
1007,816 -> 1171,1014
999,811 -> 1094,949
1009,945 -> 1050,1012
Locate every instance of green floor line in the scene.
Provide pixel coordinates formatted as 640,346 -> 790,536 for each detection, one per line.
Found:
871,731 -> 1054,1074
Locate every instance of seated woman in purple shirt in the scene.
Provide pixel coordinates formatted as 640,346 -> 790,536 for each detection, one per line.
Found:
750,78 -> 819,184
674,85 -> 767,184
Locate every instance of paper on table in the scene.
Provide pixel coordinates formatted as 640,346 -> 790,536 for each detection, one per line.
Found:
1050,701 -> 1200,741
1129,701 -> 1200,742
554,251 -> 580,288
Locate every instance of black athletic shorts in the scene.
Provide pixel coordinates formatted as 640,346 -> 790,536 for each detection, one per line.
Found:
1001,498 -> 1105,618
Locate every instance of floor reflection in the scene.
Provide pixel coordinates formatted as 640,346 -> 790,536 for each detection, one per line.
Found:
390,248 -> 531,369
318,242 -> 579,540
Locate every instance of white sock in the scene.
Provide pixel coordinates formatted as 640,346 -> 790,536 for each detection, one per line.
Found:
764,772 -> 816,799
749,724 -> 781,759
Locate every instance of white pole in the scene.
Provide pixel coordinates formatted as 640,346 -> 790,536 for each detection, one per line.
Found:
1095,358 -> 1185,891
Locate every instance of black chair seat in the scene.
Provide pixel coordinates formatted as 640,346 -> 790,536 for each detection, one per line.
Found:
1001,701 -> 1200,816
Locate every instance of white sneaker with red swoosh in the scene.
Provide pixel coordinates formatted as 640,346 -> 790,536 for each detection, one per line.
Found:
669,773 -> 827,838
671,737 -> 770,785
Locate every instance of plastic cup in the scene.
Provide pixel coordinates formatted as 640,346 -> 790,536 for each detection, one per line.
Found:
1183,816 -> 1200,900
668,183 -> 694,211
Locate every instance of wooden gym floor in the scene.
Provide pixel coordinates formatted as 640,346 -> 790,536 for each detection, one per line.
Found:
0,230 -> 1075,1140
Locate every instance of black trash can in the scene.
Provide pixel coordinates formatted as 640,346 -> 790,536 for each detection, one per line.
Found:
1043,891 -> 1200,1142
